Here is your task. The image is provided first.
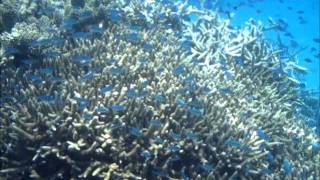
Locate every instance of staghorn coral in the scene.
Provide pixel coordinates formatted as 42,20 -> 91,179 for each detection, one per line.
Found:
0,0 -> 319,179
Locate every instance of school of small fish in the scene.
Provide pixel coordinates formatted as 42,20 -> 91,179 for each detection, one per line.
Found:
0,0 -> 319,179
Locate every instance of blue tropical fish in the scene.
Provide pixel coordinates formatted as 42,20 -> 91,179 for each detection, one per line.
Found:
176,98 -> 186,106
111,67 -> 124,75
22,59 -> 33,65
126,32 -> 141,43
149,119 -> 162,127
224,139 -> 241,148
282,159 -> 292,174
140,150 -> 152,158
39,67 -> 53,75
127,89 -> 138,98
154,94 -> 165,102
71,32 -> 92,39
37,95 -> 55,102
167,144 -> 180,152
173,65 -> 186,75
82,71 -> 93,81
129,127 -> 142,137
4,47 -> 19,55
257,128 -> 270,141
72,54 -> 92,64
198,163 -> 213,172
83,112 -> 93,121
111,105 -> 125,111
99,85 -> 113,94
95,106 -> 109,113
169,132 -> 181,141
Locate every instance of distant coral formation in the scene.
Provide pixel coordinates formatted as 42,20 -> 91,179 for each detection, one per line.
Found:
0,0 -> 319,179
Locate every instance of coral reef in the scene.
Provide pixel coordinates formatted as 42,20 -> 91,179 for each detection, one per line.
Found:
0,0 -> 319,179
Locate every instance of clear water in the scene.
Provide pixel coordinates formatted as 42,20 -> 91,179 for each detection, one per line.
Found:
0,0 -> 319,179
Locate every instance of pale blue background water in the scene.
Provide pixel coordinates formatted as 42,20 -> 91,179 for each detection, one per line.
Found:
188,0 -> 320,92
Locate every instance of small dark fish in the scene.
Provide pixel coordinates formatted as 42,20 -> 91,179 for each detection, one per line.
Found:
299,19 -> 307,24
284,32 -> 293,38
304,58 -> 312,63
256,9 -> 261,14
289,40 -> 298,48
287,6 -> 293,10
297,10 -> 304,14
313,38 -> 320,43
310,47 -> 317,52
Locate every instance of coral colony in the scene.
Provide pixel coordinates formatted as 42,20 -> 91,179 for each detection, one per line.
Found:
0,0 -> 319,179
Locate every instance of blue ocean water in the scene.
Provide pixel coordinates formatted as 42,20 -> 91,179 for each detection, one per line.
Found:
190,0 -> 320,91
0,0 -> 319,179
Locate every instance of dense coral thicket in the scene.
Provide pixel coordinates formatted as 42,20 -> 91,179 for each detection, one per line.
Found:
0,0 -> 319,179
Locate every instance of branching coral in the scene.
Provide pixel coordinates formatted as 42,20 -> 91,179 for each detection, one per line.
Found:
0,0 -> 319,179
